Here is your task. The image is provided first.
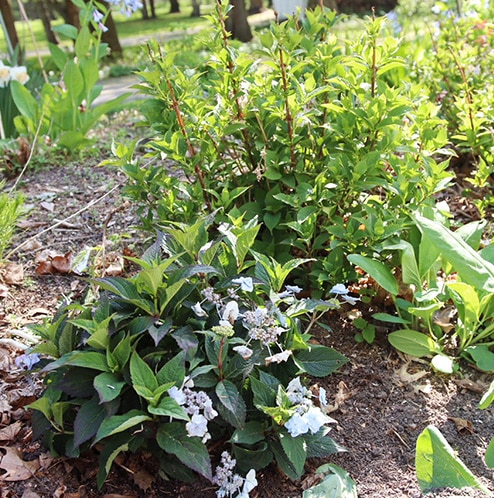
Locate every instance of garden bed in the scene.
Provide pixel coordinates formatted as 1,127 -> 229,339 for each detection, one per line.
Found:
1,112 -> 493,498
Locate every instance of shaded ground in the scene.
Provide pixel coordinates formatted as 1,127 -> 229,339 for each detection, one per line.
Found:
1,111 -> 493,497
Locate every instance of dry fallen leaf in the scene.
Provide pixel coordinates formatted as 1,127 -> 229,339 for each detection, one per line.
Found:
326,381 -> 352,413
0,446 -> 40,481
132,469 -> 155,492
0,283 -> 8,298
35,251 -> 72,275
448,416 -> 475,434
0,421 -> 23,443
2,263 -> 24,285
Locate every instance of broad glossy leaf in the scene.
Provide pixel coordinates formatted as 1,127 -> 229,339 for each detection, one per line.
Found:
96,432 -> 130,489
157,423 -> 212,481
485,437 -> 494,469
43,351 -> 109,372
279,430 -> 306,478
148,397 -> 189,420
388,329 -> 437,357
479,380 -> 494,410
156,351 -> 185,386
465,346 -> 494,372
415,215 -> 494,292
52,23 -> 78,40
347,254 -> 399,296
416,425 -> 489,494
232,441 -> 273,472
10,81 -> 38,121
229,421 -> 266,445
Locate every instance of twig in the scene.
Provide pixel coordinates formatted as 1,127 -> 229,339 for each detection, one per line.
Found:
4,184 -> 121,261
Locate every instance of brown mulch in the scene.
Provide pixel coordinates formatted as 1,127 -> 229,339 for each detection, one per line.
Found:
1,111 -> 493,497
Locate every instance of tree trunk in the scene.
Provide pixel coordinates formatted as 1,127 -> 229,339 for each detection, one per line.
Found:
191,0 -> 201,17
141,0 -> 149,19
149,0 -> 156,18
36,0 -> 60,44
227,0 -> 252,42
65,0 -> 81,29
249,0 -> 263,14
170,0 -> 180,13
0,0 -> 20,59
100,1 -> 122,56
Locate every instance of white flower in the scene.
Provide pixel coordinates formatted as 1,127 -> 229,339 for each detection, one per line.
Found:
278,284 -> 303,298
329,283 -> 349,295
10,66 -> 29,85
285,412 -> 308,437
168,386 -> 186,405
203,397 -> 219,421
0,62 -> 10,87
265,349 -> 292,366
232,277 -> 254,292
359,82 -> 372,92
238,469 -> 257,497
192,302 -> 208,317
303,406 -> 331,434
221,300 -> 239,324
186,413 -> 208,438
233,345 -> 253,360
319,386 -> 328,407
341,294 -> 360,305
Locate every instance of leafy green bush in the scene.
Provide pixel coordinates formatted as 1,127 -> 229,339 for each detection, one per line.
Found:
0,183 -> 24,261
27,217 -> 348,490
411,1 -> 494,213
110,5 -> 450,292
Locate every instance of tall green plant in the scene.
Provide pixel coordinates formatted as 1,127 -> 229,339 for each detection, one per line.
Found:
0,182 -> 24,261
113,5 -> 450,291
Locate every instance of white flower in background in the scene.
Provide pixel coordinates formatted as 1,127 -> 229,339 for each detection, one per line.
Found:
221,300 -> 240,325
265,349 -> 292,365
10,66 -> 29,85
233,345 -> 253,360
107,0 -> 143,17
214,451 -> 257,498
278,284 -> 303,298
192,301 -> 208,317
232,276 -> 254,292
0,62 -> 10,87
329,283 -> 360,305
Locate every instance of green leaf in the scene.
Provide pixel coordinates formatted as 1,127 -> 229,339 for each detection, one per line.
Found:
270,438 -> 303,480
96,433 -> 130,489
294,346 -> 348,377
48,43 -> 68,71
251,375 -> 279,407
157,423 -> 212,481
229,421 -> 266,445
73,396 -> 106,447
94,410 -> 151,443
485,437 -> 494,469
52,23 -> 79,40
148,397 -> 189,420
416,425 -> 490,494
64,60 -> 84,101
347,254 -> 399,296
156,351 -> 185,387
74,25 -> 91,59
130,352 -> 158,394
10,80 -> 39,121
415,214 -> 494,292
305,432 -> 346,458
43,351 -> 109,372
303,464 -> 358,498
479,380 -> 494,410
386,241 -> 421,288
465,346 -> 494,372
94,372 -> 126,404
279,430 -> 307,479
215,380 -> 246,429
372,312 -> 410,324
388,330 -> 438,357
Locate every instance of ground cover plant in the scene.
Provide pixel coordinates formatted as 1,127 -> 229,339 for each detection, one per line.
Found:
1,1 -> 494,496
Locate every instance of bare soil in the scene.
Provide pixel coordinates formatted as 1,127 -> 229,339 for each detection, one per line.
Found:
1,111 -> 493,498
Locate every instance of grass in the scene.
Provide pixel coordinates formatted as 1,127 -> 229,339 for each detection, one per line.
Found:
0,1 -> 215,57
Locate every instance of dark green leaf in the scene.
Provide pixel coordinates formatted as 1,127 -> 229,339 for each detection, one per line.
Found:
388,330 -> 438,357
94,372 -> 126,404
94,410 -> 151,443
156,351 -> 185,387
347,254 -> 399,296
43,351 -> 109,372
130,352 -> 158,393
157,423 -> 212,481
148,397 -> 189,420
229,421 -> 266,445
294,346 -> 348,376
215,380 -> 246,429
73,396 -> 106,447
279,430 -> 307,478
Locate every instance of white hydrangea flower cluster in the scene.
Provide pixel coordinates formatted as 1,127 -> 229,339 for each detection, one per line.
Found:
243,307 -> 284,346
213,451 -> 257,498
284,378 -> 336,438
0,62 -> 29,88
168,381 -> 218,443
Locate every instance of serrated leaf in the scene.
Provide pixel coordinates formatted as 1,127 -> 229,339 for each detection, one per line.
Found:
156,351 -> 185,386
294,345 -> 348,377
279,430 -> 306,478
216,380 -> 246,429
229,421 -> 266,445
157,423 -> 212,480
42,351 -> 109,372
148,397 -> 189,420
94,372 -> 126,404
130,352 -> 158,394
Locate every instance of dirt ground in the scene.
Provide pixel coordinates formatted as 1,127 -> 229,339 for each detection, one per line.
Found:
1,111 -> 493,497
